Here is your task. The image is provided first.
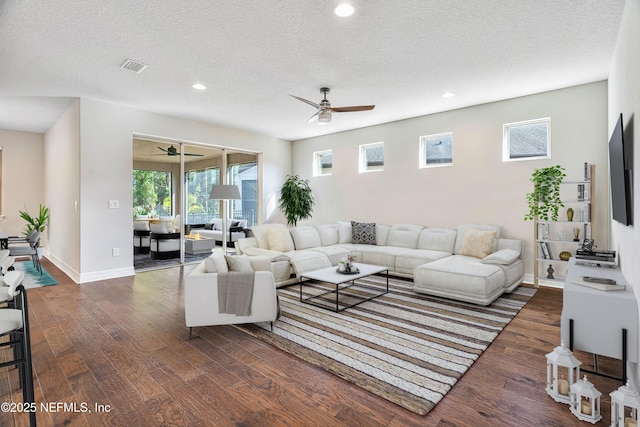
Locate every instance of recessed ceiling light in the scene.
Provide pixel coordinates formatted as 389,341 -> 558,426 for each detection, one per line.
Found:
335,3 -> 354,17
442,92 -> 456,98
192,83 -> 206,90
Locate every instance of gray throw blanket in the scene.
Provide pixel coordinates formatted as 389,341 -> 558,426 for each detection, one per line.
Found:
217,272 -> 255,316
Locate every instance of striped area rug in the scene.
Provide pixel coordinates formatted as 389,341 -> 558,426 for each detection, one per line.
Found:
234,274 -> 536,415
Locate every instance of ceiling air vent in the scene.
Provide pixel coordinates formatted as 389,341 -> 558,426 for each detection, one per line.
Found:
120,58 -> 148,73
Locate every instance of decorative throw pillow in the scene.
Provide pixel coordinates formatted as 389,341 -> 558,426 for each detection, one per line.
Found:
351,221 -> 376,245
267,225 -> 294,252
133,221 -> 149,231
231,221 -> 240,227
205,251 -> 229,273
459,229 -> 497,259
204,223 -> 214,230
224,255 -> 253,272
150,222 -> 167,233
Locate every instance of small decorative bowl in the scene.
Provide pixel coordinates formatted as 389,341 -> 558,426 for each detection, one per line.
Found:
559,251 -> 572,261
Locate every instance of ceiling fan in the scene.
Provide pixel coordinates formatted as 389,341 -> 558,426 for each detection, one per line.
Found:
154,145 -> 203,156
290,87 -> 375,124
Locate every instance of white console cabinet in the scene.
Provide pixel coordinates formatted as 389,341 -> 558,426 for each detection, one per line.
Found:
560,258 -> 638,383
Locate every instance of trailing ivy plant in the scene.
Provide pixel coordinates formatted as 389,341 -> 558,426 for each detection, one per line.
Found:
524,165 -> 566,221
278,175 -> 315,226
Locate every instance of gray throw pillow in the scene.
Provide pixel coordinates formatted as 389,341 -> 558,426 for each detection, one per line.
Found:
204,223 -> 214,230
224,255 -> 253,272
351,221 -> 376,245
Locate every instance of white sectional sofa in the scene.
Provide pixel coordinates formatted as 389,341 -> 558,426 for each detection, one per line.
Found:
188,219 -> 248,244
235,221 -> 525,305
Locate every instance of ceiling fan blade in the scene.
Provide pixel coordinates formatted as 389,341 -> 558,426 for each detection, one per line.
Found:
157,146 -> 169,152
307,111 -> 320,123
329,105 -> 375,113
290,94 -> 320,109
184,153 -> 204,156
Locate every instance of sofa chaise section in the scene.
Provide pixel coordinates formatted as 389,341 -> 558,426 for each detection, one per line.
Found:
412,224 -> 524,305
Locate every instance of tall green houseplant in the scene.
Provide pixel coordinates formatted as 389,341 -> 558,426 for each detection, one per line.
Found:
278,175 -> 314,226
524,165 -> 566,221
19,203 -> 50,235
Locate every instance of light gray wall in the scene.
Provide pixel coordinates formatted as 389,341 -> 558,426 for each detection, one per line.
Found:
44,97 -> 291,283
608,0 -> 640,384
0,128 -> 46,240
44,99 -> 81,274
292,82 -> 609,280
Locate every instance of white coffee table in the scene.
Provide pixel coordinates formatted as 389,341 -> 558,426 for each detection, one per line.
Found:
299,263 -> 389,312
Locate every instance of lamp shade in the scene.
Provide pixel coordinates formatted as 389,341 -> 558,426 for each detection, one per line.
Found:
209,184 -> 240,200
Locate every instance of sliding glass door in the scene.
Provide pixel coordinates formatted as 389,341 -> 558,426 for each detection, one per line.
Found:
133,138 -> 260,269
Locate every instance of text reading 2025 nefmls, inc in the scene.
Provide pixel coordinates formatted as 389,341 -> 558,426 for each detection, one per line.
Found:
1,401 -> 112,413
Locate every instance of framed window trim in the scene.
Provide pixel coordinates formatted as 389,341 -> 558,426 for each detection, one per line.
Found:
503,117 -> 551,162
419,132 -> 453,168
359,142 -> 384,173
313,150 -> 333,177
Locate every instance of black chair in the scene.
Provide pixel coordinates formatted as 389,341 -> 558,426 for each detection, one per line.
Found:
0,270 -> 36,426
133,230 -> 151,254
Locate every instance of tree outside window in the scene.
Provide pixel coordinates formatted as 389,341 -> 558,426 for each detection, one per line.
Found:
132,170 -> 172,217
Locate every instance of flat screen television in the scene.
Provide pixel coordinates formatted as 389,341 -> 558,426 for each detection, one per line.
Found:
609,113 -> 632,225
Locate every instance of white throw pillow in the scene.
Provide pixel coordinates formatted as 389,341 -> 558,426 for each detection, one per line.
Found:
459,229 -> 497,259
267,225 -> 294,252
204,251 -> 229,273
150,222 -> 167,233
133,221 -> 150,231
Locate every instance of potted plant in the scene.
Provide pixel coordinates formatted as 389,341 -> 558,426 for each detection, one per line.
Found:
524,165 -> 566,221
278,175 -> 314,226
19,203 -> 49,235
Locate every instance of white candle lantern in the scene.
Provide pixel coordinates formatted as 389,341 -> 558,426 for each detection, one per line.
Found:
545,341 -> 581,404
610,381 -> 640,427
570,375 -> 602,423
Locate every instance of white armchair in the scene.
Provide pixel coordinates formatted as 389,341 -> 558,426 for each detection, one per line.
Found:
185,251 -> 278,338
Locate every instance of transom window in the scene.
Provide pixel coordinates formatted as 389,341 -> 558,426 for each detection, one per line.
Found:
359,142 -> 384,173
419,132 -> 453,168
313,150 -> 333,176
503,118 -> 551,161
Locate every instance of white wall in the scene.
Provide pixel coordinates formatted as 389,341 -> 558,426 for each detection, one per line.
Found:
53,98 -> 291,283
293,82 -> 609,280
44,99 -> 81,274
0,128 -> 45,238
608,0 -> 640,384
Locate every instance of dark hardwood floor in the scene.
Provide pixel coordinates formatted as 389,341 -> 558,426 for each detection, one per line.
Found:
1,258 -> 621,426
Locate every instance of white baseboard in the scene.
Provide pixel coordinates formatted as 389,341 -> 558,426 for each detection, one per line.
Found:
44,251 -> 135,284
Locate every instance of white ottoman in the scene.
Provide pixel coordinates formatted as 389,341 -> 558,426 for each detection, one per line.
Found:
413,255 -> 505,306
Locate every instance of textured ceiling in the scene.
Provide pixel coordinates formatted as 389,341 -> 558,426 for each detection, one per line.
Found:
0,1 -> 625,141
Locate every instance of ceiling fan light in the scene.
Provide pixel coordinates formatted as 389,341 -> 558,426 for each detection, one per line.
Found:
318,111 -> 332,123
